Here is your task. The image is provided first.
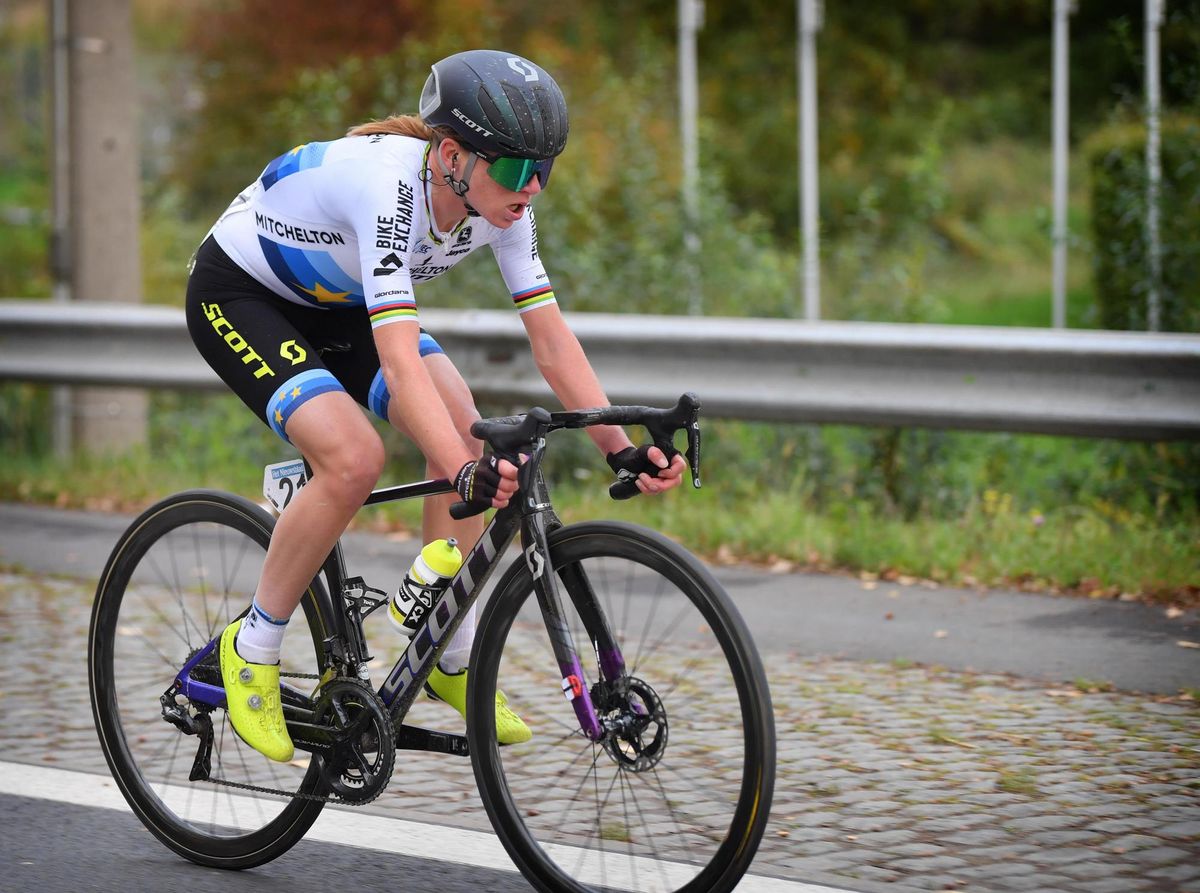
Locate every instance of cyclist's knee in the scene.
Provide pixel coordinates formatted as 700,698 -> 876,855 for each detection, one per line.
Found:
311,436 -> 384,503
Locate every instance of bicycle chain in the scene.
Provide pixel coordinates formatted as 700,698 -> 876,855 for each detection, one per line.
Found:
203,773 -> 345,804
200,671 -> 383,807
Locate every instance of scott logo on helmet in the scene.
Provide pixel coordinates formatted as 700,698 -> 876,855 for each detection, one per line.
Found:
452,108 -> 492,138
507,57 -> 539,82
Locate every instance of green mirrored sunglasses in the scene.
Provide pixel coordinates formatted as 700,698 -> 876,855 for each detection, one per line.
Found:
481,154 -> 555,192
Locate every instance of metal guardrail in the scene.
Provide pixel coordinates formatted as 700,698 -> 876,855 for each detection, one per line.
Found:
1,299 -> 1198,440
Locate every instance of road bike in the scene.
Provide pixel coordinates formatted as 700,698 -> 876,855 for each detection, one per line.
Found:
88,393 -> 776,893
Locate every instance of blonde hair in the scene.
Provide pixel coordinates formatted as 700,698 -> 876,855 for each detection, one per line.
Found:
346,114 -> 458,143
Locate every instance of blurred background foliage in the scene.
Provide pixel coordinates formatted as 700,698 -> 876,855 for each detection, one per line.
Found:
1,0 -> 1197,598
2,0 -> 1198,323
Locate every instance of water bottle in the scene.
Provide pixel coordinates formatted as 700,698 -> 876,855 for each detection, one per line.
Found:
388,538 -> 463,638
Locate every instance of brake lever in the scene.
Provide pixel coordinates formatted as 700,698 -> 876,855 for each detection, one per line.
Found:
683,399 -> 702,490
657,391 -> 700,487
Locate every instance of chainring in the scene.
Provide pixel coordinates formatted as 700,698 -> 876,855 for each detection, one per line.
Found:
311,678 -> 396,804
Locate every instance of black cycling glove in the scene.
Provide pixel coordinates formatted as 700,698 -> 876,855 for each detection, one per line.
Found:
606,445 -> 677,499
454,455 -> 507,510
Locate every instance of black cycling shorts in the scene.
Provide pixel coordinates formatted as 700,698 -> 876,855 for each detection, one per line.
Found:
185,236 -> 445,443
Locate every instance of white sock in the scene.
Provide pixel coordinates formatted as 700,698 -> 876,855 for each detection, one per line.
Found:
438,604 -> 476,675
236,596 -> 289,665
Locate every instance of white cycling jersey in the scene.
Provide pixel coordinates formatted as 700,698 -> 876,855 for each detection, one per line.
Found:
209,133 -> 556,330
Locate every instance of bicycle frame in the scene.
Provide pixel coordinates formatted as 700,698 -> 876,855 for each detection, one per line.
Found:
174,424 -> 619,745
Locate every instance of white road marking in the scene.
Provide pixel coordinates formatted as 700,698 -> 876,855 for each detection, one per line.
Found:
0,760 -> 859,893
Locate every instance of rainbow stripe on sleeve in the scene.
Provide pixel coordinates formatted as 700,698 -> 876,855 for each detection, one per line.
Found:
369,298 -> 419,328
512,284 -> 556,313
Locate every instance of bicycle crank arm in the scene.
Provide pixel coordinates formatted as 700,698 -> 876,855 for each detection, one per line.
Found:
396,723 -> 469,757
284,720 -> 339,757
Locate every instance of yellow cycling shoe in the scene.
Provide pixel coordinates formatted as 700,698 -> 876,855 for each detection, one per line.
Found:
219,619 -> 294,762
426,665 -> 532,745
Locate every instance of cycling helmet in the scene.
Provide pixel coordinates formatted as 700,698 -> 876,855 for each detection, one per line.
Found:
419,49 -> 569,160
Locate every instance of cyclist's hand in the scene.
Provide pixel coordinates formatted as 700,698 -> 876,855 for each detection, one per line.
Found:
606,445 -> 686,497
454,454 -> 519,512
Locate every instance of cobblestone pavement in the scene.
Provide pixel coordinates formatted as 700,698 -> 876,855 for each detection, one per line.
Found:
1,572 -> 1197,893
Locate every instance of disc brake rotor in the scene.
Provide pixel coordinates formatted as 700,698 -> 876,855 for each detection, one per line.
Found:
600,677 -> 668,772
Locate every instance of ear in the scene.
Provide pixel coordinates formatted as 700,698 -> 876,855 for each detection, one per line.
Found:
439,137 -> 462,168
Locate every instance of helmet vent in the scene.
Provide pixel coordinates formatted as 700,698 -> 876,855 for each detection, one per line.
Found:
500,82 -> 536,150
532,84 -> 562,151
419,71 -> 440,119
476,86 -> 513,140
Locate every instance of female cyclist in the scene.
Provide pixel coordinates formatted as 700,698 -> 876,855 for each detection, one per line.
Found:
185,49 -> 686,761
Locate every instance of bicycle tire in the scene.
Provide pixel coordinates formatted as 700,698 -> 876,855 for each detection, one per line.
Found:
467,521 -> 775,893
88,490 -> 333,869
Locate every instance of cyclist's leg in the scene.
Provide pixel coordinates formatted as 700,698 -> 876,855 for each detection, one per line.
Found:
411,346 -> 529,742
410,345 -> 483,664
333,326 -> 530,742
186,237 -> 385,759
256,393 -> 383,617
187,237 -> 386,621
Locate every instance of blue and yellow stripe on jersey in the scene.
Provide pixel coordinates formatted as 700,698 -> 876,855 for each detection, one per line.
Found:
512,284 -> 555,312
366,333 -> 445,423
258,237 -> 365,307
260,142 -> 331,190
266,369 -> 343,442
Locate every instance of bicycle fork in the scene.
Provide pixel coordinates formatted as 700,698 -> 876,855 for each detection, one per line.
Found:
520,468 -> 625,744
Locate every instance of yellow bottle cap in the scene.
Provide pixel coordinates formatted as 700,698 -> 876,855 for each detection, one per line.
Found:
420,538 -> 463,578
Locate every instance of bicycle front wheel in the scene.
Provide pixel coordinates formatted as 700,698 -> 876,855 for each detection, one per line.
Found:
469,521 -> 775,893
88,490 -> 332,869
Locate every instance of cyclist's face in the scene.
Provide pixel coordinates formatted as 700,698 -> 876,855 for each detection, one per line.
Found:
436,139 -> 542,230
468,155 -> 542,228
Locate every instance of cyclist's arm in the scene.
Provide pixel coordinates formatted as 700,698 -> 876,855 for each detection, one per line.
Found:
491,210 -> 625,455
524,305 -> 685,494
520,303 -> 633,457
494,211 -> 683,492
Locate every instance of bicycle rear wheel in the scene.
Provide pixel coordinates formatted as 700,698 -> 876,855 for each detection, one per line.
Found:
468,521 -> 775,893
88,490 -> 332,869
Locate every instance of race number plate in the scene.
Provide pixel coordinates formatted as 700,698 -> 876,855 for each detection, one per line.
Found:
262,459 -> 307,511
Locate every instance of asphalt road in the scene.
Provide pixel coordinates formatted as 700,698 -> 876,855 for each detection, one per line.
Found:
1,501 -> 1196,694
0,791 -> 532,893
0,763 -> 842,893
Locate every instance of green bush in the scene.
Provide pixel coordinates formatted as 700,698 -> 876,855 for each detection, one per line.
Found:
1088,118 -> 1200,332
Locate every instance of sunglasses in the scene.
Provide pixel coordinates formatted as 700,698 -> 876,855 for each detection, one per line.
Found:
480,154 -> 554,192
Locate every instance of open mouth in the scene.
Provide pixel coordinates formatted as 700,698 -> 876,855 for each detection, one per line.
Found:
507,202 -> 525,215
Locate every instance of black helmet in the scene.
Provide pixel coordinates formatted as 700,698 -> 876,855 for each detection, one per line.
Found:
419,49 -> 569,160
